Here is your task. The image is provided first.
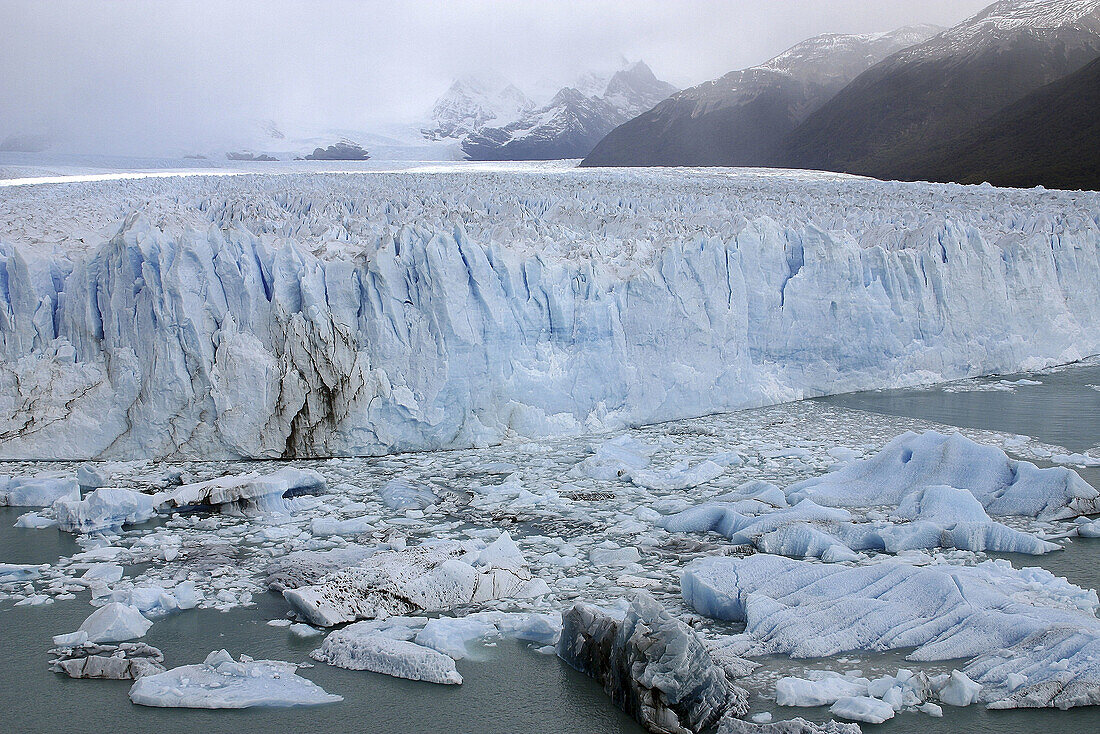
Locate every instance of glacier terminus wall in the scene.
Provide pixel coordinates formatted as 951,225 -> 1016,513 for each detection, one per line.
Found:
0,166 -> 1098,459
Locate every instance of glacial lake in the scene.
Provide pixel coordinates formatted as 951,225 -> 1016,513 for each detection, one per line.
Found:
1,360 -> 1099,734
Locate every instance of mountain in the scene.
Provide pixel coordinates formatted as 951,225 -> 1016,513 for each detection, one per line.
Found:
422,73 -> 536,141
897,54 -> 1100,189
462,61 -> 678,160
778,0 -> 1100,181
580,25 -> 941,167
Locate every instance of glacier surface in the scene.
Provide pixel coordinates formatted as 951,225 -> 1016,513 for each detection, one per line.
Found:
0,168 -> 1097,459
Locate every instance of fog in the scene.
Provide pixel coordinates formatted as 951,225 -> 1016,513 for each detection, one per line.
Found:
0,0 -> 992,155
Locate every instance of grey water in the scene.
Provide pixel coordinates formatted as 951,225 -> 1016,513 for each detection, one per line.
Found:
819,361 -> 1100,453
3,362 -> 1100,734
0,514 -> 643,734
807,360 -> 1100,734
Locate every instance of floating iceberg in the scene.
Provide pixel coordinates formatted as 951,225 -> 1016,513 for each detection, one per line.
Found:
153,468 -> 326,514
312,628 -> 462,684
50,641 -> 165,680
0,476 -> 78,507
572,435 -> 657,481
630,459 -> 727,491
129,650 -> 341,708
829,696 -> 894,724
558,593 -> 748,734
964,627 -> 1100,709
283,533 -> 539,627
682,554 -> 1099,660
377,478 -> 436,510
660,499 -> 851,544
54,487 -> 156,533
683,554 -> 1100,708
935,670 -> 981,707
73,602 -> 153,643
264,546 -> 379,592
717,717 -> 861,734
661,482 -> 1058,559
787,431 -> 1099,519
108,582 -> 200,618
776,674 -> 870,707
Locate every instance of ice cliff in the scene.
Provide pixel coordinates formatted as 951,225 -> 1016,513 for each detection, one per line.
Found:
1,168 -> 1098,459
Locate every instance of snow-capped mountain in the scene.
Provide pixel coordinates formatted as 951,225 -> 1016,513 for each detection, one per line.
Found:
581,25 -> 941,167
778,0 -> 1100,182
421,73 -> 536,141
462,61 -> 678,160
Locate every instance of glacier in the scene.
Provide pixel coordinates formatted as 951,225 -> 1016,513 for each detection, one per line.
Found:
0,168 -> 1098,459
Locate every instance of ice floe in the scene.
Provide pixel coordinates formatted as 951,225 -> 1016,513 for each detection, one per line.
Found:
128,650 -> 341,708
682,554 -> 1099,660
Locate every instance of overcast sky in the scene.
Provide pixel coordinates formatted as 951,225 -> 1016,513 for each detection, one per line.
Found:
0,0 -> 992,155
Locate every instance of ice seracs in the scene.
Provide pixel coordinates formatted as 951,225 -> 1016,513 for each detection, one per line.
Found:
128,650 -> 341,708
2,169 -> 1098,460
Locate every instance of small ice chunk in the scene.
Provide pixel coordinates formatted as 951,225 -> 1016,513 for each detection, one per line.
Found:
572,435 -> 656,481
775,674 -> 869,706
630,459 -> 725,491
14,511 -> 57,529
80,563 -> 124,585
77,602 -> 153,643
377,479 -> 436,510
937,670 -> 981,707
289,623 -> 324,638
829,696 -> 895,723
310,517 -> 374,536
